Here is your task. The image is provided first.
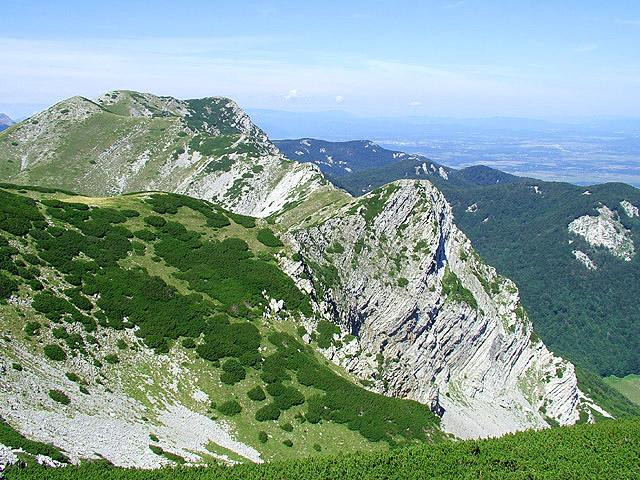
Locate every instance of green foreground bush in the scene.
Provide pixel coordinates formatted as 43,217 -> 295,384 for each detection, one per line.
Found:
7,418 -> 640,479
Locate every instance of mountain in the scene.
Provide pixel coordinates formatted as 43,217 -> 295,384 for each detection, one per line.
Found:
0,113 -> 14,132
0,91 -> 633,469
275,138 -> 524,189
277,138 -> 640,378
0,91 -> 331,218
0,185 -> 446,467
274,139 -> 426,177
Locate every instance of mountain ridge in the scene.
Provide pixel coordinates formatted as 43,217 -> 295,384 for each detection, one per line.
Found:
0,91 -> 628,469
0,113 -> 14,132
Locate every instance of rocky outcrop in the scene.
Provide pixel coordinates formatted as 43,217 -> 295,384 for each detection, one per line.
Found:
620,200 -> 639,218
569,205 -> 635,261
572,250 -> 597,270
288,180 -> 586,438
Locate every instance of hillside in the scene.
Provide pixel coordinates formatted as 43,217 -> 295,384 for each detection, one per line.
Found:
277,139 -> 640,377
0,114 -> 14,132
0,91 -> 331,218
8,418 -> 640,479
274,138 -> 430,177
0,184 -> 445,468
0,92 -> 628,469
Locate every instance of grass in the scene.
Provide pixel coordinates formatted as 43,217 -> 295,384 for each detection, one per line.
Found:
6,418 -> 640,479
604,374 -> 640,406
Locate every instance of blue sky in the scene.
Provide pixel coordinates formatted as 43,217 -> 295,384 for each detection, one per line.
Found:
1,0 -> 639,119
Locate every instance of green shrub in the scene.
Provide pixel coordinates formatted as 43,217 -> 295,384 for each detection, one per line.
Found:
327,242 -> 345,254
227,212 -> 256,228
282,439 -> 293,447
0,272 -> 18,300
256,228 -> 283,247
313,443 -> 322,452
273,386 -> 305,411
196,316 -> 261,362
65,288 -> 93,311
24,321 -> 41,336
144,215 -> 167,228
65,372 -> 81,383
280,422 -> 293,432
149,434 -> 159,442
181,338 -> 197,349
43,344 -> 67,361
258,431 -> 268,443
133,229 -> 156,241
217,400 -> 242,416
0,418 -> 68,462
266,382 -> 285,397
247,386 -> 266,401
220,359 -> 246,385
104,354 -> 119,364
12,363 -> 22,371
255,403 -> 281,421
48,389 -> 70,405
315,320 -> 340,349
442,266 -> 477,309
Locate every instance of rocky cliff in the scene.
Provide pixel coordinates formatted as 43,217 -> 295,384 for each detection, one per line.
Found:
287,180 -> 603,438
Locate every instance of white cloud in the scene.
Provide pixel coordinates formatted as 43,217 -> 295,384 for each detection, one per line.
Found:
335,95 -> 344,104
284,89 -> 298,102
573,43 -> 598,53
408,101 -> 421,106
443,1 -> 465,9
0,36 -> 638,118
615,19 -> 640,26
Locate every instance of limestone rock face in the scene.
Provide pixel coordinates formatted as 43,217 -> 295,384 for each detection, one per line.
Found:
568,206 -> 635,261
289,180 -> 587,438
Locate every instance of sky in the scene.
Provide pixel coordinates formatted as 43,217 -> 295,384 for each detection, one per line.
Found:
1,0 -> 640,119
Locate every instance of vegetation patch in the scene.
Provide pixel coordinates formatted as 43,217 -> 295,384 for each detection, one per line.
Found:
441,266 -> 477,309
11,417 -> 639,479
217,400 -> 242,416
48,389 -> 71,405
43,344 -> 67,361
0,417 -> 68,463
256,228 -> 283,247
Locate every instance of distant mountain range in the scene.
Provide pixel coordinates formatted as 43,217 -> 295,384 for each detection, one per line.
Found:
251,109 -> 640,141
276,138 -> 640,378
0,113 -> 14,132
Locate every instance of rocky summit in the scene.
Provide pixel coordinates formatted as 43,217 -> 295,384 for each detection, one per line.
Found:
0,91 -> 624,469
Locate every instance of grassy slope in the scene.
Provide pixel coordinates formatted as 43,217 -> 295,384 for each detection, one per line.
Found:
8,418 -> 640,480
604,375 -> 640,406
0,183 -> 442,465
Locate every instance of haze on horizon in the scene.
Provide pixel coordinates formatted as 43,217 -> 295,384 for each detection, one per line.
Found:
1,0 -> 640,121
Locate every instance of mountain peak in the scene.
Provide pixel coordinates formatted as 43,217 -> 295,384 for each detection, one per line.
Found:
0,112 -> 14,125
